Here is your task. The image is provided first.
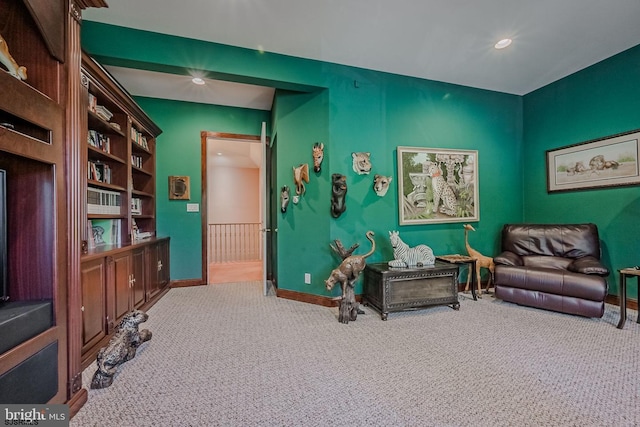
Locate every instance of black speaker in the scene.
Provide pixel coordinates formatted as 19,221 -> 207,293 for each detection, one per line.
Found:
0,341 -> 58,403
0,300 -> 52,354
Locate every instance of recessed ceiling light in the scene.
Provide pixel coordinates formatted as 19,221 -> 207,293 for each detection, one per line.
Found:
191,77 -> 205,85
494,38 -> 512,49
217,152 -> 223,156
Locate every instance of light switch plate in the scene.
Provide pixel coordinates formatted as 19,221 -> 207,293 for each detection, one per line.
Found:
186,203 -> 199,212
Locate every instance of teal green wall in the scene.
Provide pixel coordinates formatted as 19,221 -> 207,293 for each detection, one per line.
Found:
82,22 -> 523,296
134,97 -> 270,280
523,44 -> 640,298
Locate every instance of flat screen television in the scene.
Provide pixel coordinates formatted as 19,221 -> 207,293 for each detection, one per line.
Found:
0,168 -> 6,302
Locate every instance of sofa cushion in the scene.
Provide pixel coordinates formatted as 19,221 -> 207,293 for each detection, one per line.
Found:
494,265 -> 607,301
523,255 -> 573,270
568,256 -> 609,276
494,251 -> 523,266
494,286 -> 605,318
501,223 -> 601,259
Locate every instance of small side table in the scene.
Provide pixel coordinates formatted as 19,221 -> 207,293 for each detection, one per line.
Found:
617,268 -> 640,329
437,255 -> 478,301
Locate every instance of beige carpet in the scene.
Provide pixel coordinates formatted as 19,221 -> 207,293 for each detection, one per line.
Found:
71,282 -> 640,427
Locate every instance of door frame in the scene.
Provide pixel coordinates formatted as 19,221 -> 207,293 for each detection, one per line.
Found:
199,131 -> 270,284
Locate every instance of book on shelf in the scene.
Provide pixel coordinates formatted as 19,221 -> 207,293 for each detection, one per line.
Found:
131,154 -> 143,168
88,161 -> 112,184
90,218 -> 121,246
88,93 -> 97,113
131,197 -> 142,215
130,127 -> 149,150
88,129 -> 111,153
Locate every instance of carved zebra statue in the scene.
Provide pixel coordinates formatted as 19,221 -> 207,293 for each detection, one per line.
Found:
388,231 -> 435,268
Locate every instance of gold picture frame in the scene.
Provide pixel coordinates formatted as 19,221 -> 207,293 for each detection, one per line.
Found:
169,176 -> 190,200
397,146 -> 479,225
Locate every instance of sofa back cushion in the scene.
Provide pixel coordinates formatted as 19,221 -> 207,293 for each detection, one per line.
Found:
501,223 -> 601,259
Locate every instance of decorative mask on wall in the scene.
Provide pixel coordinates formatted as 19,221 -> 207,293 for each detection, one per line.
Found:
352,152 -> 372,175
293,163 -> 310,195
330,173 -> 347,218
373,174 -> 393,197
312,142 -> 324,173
280,185 -> 290,213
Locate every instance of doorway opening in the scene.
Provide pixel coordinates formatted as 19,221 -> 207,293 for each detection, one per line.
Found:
201,131 -> 274,289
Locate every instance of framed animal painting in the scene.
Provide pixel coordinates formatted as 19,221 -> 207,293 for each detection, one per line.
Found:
546,129 -> 640,192
397,146 -> 479,225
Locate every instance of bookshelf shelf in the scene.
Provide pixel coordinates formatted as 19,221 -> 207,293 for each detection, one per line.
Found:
87,180 -> 127,192
132,165 -> 152,176
88,111 -> 126,137
88,146 -> 126,164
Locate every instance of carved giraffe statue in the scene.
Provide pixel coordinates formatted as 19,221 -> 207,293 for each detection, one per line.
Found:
463,224 -> 495,296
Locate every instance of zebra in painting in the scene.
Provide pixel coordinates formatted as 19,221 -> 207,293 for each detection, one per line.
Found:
388,231 -> 435,268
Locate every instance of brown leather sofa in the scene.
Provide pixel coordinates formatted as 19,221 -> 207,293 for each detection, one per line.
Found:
494,223 -> 609,318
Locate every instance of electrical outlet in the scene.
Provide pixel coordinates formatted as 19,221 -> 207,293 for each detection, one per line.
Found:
304,273 -> 311,284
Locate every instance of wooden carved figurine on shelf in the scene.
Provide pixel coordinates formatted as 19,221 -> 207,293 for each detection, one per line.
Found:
0,34 -> 27,80
352,152 -> 372,175
330,173 -> 347,218
280,185 -> 290,213
293,163 -> 309,195
388,231 -> 435,268
373,174 -> 393,197
90,310 -> 152,389
312,142 -> 324,173
325,231 -> 375,324
463,224 -> 494,296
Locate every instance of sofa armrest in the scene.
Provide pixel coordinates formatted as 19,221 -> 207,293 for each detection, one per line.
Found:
494,251 -> 523,266
568,256 -> 610,276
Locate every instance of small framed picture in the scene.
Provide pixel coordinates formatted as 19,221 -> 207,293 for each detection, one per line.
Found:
169,176 -> 190,200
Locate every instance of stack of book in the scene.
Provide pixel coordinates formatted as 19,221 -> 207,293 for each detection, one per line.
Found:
87,187 -> 121,215
95,105 -> 113,122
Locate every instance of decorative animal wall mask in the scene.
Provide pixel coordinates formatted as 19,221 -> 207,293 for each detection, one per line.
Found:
330,173 -> 347,218
352,152 -> 372,175
312,142 -> 324,173
292,163 -> 310,195
280,185 -> 290,213
373,174 -> 393,197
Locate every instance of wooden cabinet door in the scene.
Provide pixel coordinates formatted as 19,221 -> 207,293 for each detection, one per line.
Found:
131,247 -> 146,308
80,258 -> 107,354
147,239 -> 170,299
147,242 -> 160,299
158,239 -> 170,288
112,252 -> 132,323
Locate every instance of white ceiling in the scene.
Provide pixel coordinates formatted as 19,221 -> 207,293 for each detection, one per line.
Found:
85,0 -> 640,105
207,138 -> 263,169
